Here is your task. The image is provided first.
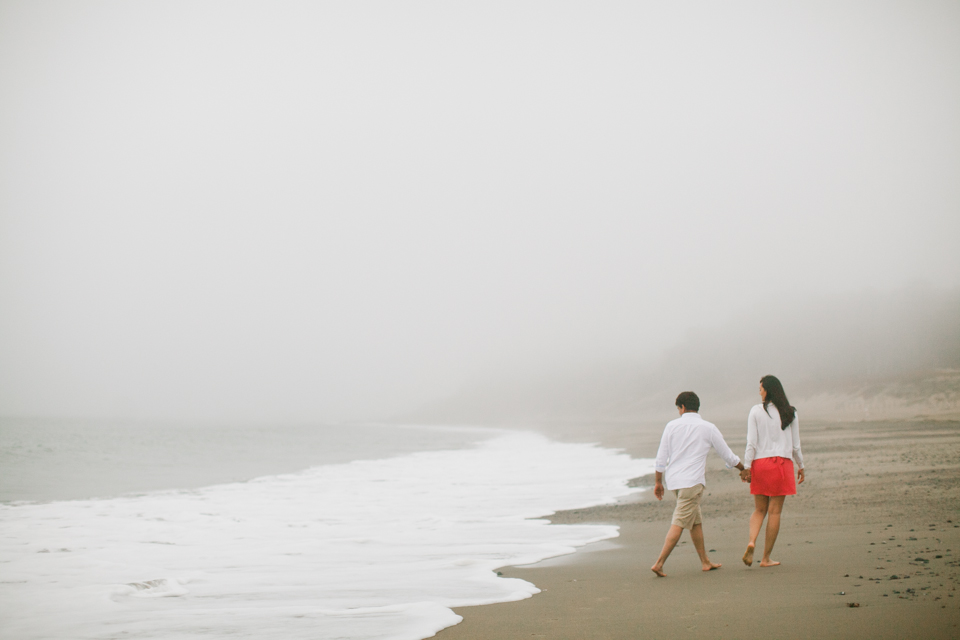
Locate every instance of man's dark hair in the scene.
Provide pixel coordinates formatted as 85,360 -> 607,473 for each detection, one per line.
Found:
675,391 -> 700,412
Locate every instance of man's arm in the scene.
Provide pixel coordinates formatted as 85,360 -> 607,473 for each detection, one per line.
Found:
709,425 -> 745,473
654,428 -> 670,501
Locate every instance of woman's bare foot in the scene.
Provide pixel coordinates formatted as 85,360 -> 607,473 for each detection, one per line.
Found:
651,564 -> 667,577
759,559 -> 780,567
702,561 -> 721,571
742,544 -> 755,566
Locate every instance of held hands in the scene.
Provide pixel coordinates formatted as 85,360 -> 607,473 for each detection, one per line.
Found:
739,468 -> 751,483
798,468 -> 805,485
654,482 -> 664,501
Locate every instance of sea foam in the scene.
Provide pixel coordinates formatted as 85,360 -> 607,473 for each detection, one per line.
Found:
0,430 -> 653,640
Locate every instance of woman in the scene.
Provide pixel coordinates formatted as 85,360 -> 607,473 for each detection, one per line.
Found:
740,375 -> 805,567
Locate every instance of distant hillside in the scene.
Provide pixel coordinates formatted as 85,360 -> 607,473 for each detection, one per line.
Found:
407,288 -> 960,424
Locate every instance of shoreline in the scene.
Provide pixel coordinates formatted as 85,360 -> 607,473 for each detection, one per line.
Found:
438,418 -> 960,639
0,420 -> 499,503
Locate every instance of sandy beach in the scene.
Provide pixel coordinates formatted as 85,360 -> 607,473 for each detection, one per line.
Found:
438,417 -> 960,639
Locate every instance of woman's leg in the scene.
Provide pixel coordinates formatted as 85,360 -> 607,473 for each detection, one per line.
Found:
760,495 -> 786,567
744,495 -> 768,566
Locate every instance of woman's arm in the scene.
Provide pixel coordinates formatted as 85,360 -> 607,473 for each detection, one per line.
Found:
790,412 -> 804,470
744,406 -> 759,469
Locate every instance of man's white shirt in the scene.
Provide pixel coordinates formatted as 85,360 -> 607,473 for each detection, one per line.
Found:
654,412 -> 741,490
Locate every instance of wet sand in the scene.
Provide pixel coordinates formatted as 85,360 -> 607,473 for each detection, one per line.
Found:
438,418 -> 960,639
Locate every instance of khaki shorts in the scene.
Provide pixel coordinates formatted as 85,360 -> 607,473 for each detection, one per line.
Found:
671,484 -> 704,529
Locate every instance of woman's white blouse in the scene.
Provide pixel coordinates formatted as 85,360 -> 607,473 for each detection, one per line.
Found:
744,403 -> 805,469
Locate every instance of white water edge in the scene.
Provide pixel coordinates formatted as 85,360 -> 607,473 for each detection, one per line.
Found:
0,430 -> 654,640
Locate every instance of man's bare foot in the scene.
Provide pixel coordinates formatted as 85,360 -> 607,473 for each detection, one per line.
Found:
759,559 -> 780,567
702,561 -> 721,571
651,565 -> 667,577
742,544 -> 755,566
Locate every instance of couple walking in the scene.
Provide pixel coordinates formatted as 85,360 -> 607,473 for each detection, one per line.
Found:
650,375 -> 805,577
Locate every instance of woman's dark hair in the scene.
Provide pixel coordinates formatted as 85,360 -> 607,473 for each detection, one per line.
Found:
760,375 -> 796,430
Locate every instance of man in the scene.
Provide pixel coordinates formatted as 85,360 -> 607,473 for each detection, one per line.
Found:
651,391 -> 746,577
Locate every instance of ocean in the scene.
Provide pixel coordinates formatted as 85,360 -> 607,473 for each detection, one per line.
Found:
0,419 -> 654,639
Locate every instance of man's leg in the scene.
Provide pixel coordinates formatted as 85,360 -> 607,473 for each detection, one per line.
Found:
760,495 -> 786,567
744,494 -> 769,566
690,523 -> 721,571
651,524 -> 683,577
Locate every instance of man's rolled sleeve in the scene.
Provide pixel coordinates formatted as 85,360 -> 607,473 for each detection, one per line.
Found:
654,432 -> 670,473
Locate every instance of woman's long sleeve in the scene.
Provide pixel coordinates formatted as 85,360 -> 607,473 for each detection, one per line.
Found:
790,414 -> 805,469
744,408 -> 759,469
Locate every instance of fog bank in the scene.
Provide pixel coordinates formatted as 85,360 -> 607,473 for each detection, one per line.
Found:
412,287 -> 960,424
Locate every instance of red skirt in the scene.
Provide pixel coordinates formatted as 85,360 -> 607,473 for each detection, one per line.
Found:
750,457 -> 796,496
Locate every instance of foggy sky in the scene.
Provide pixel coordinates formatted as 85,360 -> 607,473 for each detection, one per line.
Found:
1,1 -> 958,424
